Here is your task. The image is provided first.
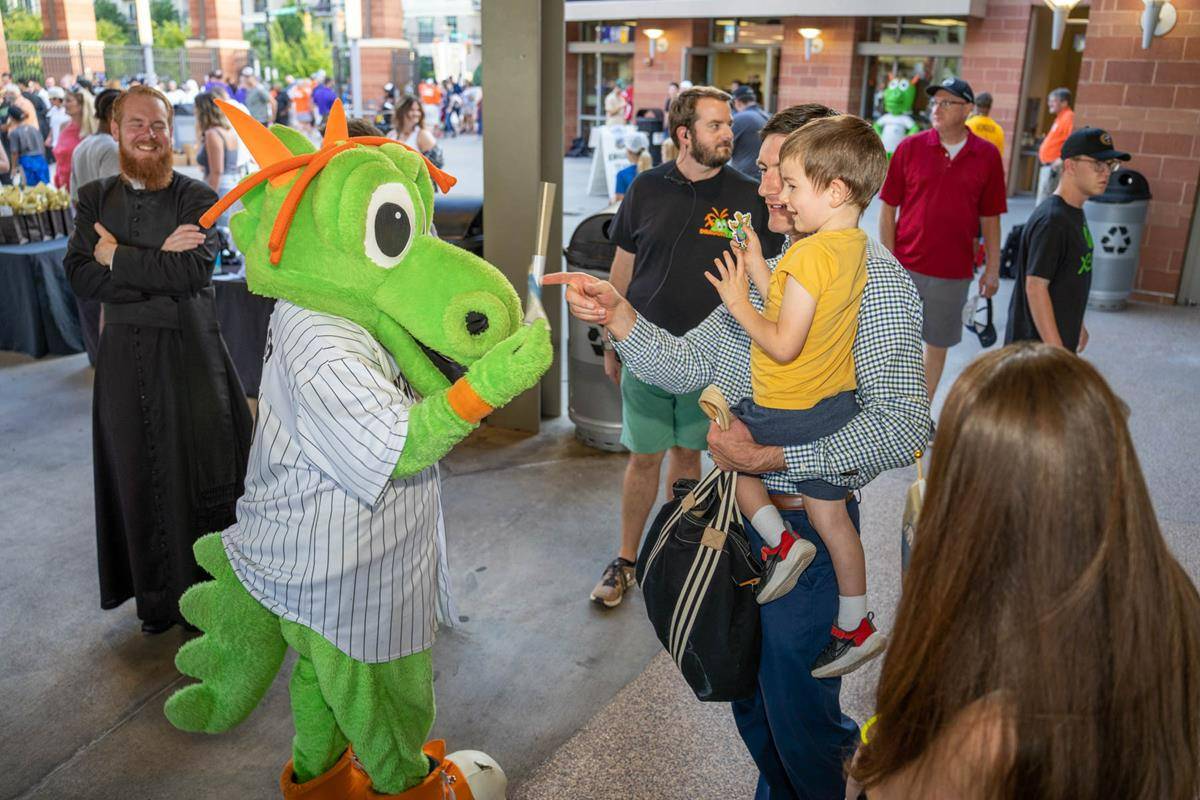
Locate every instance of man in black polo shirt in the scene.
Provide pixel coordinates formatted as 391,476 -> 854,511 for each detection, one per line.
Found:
1006,127 -> 1129,353
590,85 -> 781,608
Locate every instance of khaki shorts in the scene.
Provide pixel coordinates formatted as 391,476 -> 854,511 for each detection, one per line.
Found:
908,271 -> 972,348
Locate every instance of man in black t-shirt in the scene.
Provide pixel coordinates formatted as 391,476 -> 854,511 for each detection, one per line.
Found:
591,86 -> 781,608
1006,127 -> 1129,353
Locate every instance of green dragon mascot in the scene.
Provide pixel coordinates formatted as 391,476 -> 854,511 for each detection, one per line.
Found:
163,99 -> 552,800
873,74 -> 920,158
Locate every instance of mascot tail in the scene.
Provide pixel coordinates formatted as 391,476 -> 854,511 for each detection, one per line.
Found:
164,533 -> 288,733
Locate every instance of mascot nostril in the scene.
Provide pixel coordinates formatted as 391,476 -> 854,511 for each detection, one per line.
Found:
465,311 -> 489,335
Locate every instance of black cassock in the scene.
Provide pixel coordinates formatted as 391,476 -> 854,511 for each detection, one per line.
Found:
66,173 -> 252,624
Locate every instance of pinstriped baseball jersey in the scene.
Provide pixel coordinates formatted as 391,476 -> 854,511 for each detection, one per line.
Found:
222,300 -> 455,663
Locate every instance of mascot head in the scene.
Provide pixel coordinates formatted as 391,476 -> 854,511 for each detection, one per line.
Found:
882,75 -> 917,116
203,99 -> 523,398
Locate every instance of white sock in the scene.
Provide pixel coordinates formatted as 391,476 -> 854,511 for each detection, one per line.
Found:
750,505 -> 788,548
838,595 -> 868,631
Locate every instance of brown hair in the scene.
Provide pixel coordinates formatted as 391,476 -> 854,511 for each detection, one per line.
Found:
666,85 -> 730,147
193,92 -> 229,133
112,84 -> 174,128
777,114 -> 887,210
760,103 -> 838,140
854,343 -> 1200,800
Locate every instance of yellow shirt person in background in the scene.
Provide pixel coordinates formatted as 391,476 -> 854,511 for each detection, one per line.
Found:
966,92 -> 1005,157
705,114 -> 890,679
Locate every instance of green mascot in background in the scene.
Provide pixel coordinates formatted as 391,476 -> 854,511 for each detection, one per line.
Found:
874,74 -> 921,158
163,99 -> 552,800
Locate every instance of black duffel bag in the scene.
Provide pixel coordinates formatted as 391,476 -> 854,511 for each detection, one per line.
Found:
636,467 -> 762,702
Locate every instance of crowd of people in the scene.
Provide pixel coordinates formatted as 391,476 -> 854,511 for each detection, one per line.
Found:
36,54 -> 1199,799
548,80 -> 1200,798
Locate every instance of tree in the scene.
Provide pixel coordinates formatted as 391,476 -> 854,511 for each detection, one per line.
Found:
2,8 -> 42,41
150,0 -> 180,26
265,15 -> 333,79
97,18 -> 131,46
153,20 -> 190,48
94,0 -> 134,39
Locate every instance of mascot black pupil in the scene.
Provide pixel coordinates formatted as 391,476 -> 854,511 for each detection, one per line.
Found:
376,202 -> 411,258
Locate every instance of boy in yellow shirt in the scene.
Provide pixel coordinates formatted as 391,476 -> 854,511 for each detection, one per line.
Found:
706,114 -> 889,678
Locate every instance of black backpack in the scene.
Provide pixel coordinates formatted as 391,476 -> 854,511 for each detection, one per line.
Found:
1000,223 -> 1023,279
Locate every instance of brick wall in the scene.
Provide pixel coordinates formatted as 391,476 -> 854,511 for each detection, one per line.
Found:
631,18 -> 700,113
1076,0 -> 1200,301
959,0 -> 1034,177
41,0 -> 97,41
777,17 -> 860,112
366,0 -> 404,40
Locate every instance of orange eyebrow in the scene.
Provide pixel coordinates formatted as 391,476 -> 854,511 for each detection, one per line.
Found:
199,136 -> 458,267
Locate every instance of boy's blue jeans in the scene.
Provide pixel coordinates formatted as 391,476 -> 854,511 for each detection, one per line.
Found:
732,501 -> 861,800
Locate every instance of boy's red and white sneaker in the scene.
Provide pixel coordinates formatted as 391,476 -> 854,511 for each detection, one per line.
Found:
811,613 -> 888,679
756,529 -> 817,605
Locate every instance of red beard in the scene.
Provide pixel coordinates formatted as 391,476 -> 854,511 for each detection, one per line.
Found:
118,135 -> 174,190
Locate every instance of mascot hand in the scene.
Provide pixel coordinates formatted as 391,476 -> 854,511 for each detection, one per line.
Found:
465,318 -> 552,408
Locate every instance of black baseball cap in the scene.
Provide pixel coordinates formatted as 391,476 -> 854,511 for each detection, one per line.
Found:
732,85 -> 757,102
926,76 -> 975,105
1061,127 -> 1131,162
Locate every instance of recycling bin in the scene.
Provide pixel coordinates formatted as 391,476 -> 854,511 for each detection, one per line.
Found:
564,206 -> 625,452
1083,169 -> 1152,310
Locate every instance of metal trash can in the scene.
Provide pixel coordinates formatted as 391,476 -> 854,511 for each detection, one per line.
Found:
433,195 -> 483,256
564,206 -> 625,452
1083,169 -> 1152,310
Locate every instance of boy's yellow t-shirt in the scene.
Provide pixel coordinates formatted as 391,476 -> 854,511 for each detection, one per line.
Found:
751,228 -> 867,410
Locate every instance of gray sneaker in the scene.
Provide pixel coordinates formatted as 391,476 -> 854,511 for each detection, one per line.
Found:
590,558 -> 637,608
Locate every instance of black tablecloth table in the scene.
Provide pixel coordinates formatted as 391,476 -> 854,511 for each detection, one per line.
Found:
0,238 -> 83,358
212,274 -> 275,397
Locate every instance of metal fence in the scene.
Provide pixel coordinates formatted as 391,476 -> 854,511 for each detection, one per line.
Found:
3,40 -> 241,85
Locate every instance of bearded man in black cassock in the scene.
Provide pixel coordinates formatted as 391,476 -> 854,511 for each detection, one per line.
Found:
65,86 -> 252,635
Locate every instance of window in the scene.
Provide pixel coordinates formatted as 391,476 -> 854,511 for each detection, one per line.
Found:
585,22 -> 635,44
710,19 -> 784,46
867,17 -> 967,46
417,17 -> 435,44
446,16 -> 458,39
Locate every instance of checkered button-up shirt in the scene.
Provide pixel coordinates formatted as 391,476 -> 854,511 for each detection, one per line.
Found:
614,238 -> 932,492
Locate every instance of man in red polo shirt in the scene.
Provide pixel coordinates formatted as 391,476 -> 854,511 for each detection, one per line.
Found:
879,76 -> 1006,401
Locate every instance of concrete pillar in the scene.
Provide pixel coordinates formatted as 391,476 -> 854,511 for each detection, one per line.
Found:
40,0 -> 105,75
187,0 -> 250,76
481,0 -> 565,432
354,0 -> 407,115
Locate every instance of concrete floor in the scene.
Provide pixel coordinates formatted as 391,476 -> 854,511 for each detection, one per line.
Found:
4,137 -> 1199,799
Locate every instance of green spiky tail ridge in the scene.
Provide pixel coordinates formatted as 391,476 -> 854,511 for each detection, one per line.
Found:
164,533 -> 288,733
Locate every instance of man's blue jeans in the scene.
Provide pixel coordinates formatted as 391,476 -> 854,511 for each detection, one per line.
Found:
732,502 -> 861,800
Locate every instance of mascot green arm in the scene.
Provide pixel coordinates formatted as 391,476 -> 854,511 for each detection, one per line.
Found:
388,318 -> 552,479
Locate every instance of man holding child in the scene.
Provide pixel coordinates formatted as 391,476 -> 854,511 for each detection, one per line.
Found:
548,101 -> 930,799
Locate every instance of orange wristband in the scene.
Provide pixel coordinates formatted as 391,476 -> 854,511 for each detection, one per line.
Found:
446,378 -> 493,423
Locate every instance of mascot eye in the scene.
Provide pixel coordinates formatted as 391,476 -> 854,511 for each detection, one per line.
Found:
887,79 -> 900,90
897,79 -> 910,91
364,183 -> 420,268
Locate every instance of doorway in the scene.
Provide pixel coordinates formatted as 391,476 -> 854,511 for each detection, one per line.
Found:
1010,5 -> 1089,194
682,46 -> 781,111
578,52 -> 633,144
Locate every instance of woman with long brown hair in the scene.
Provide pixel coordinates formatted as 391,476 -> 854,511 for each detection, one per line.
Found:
389,94 -> 443,169
853,343 -> 1200,799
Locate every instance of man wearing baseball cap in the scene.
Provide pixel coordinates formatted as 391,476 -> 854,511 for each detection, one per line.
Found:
879,76 -> 1008,400
1006,127 -> 1130,353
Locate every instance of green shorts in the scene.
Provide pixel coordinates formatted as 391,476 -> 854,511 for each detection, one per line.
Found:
619,366 -> 710,454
